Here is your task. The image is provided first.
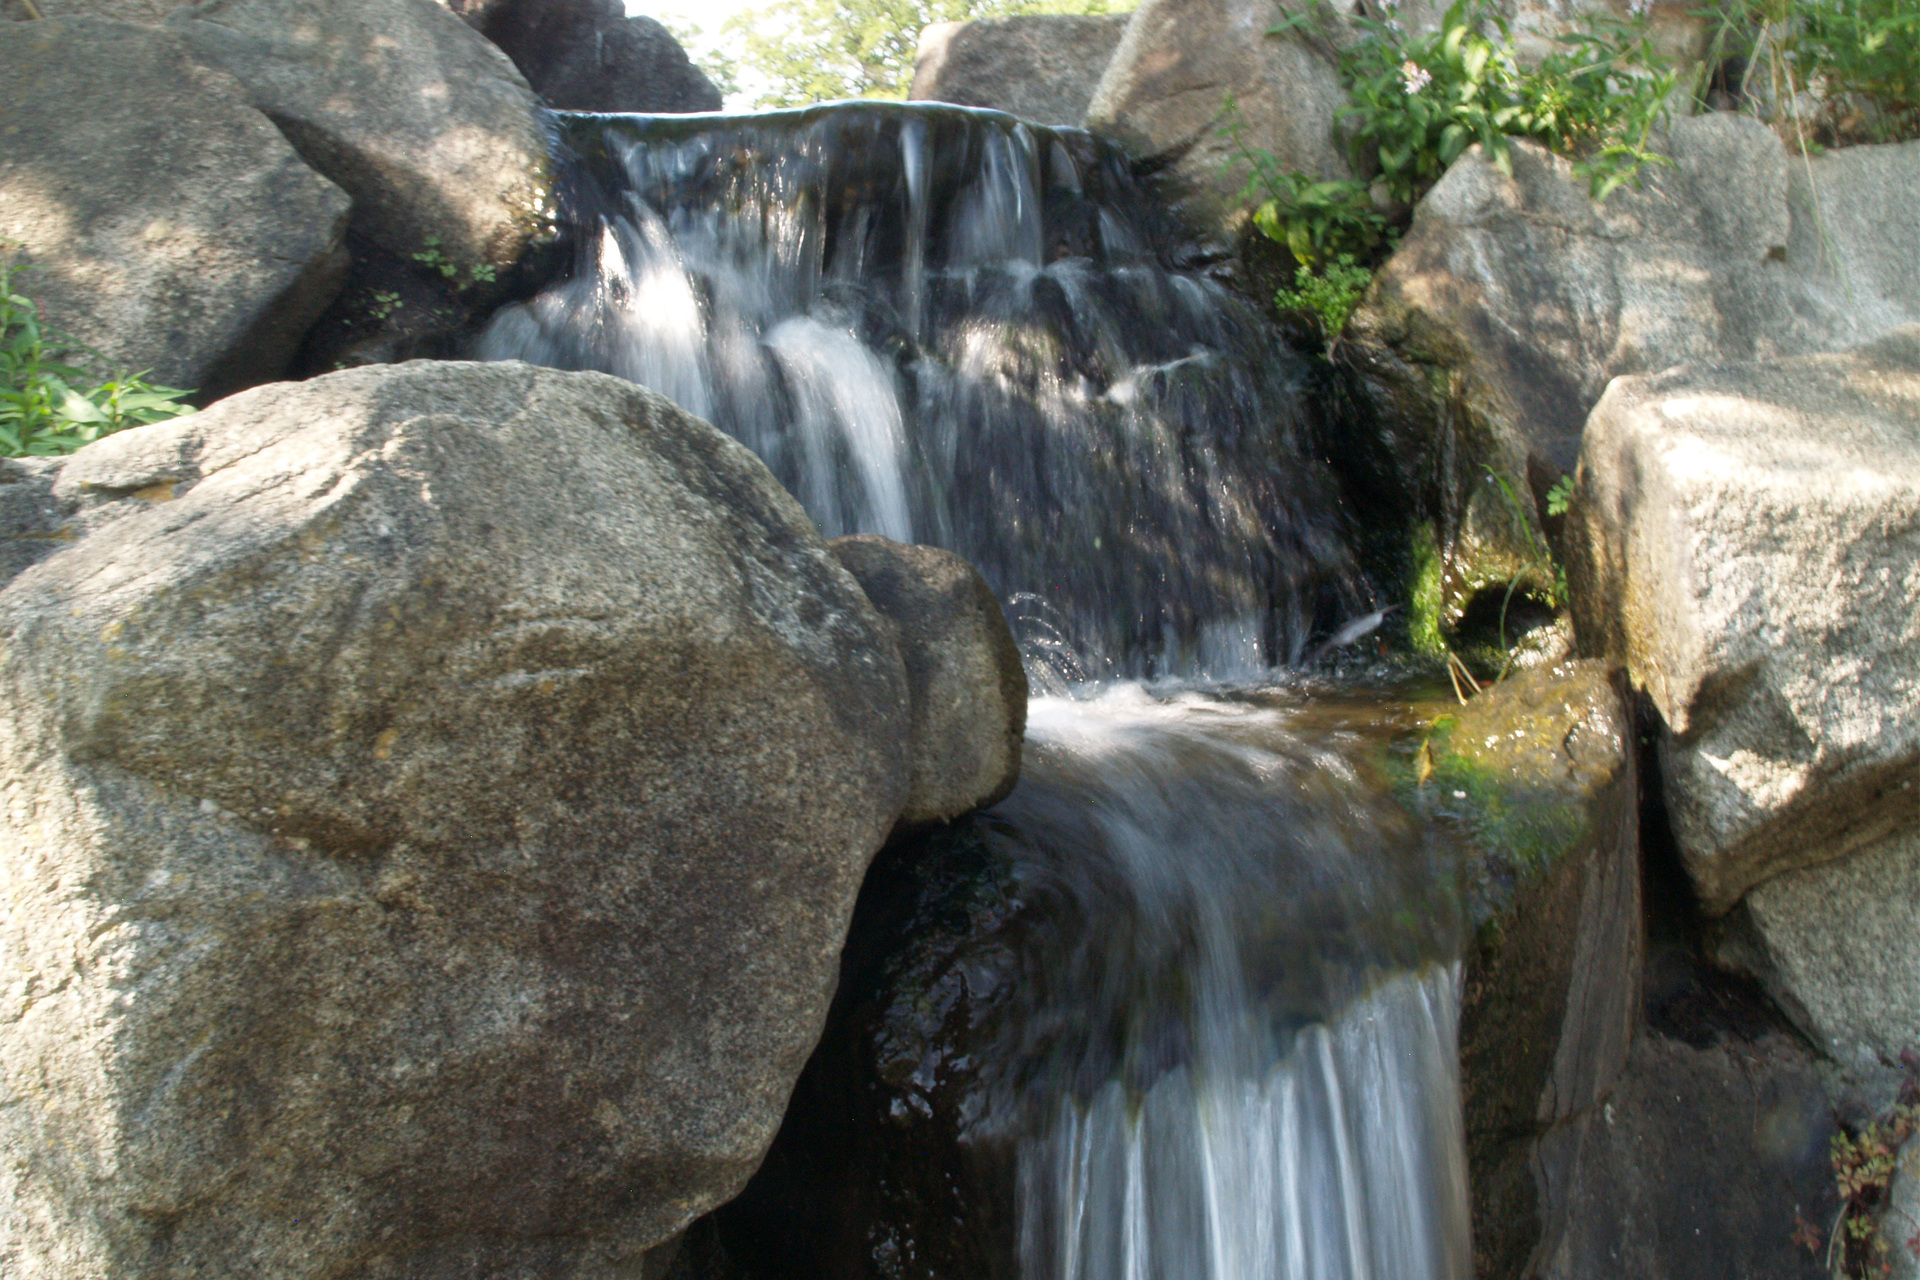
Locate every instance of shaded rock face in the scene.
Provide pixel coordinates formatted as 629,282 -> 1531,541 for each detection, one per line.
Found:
1564,329 -> 1920,916
173,0 -> 552,271
450,0 -> 722,113
0,362 -> 912,1278
829,536 -> 1027,827
1411,661 -> 1640,1278
910,14 -> 1130,129
1085,0 -> 1352,240
0,17 -> 349,399
1341,115 -> 1920,620
1716,823 -> 1920,1088
1530,1005 -> 1835,1280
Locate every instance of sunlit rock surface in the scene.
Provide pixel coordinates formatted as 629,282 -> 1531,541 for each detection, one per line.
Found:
1566,329 -> 1920,914
174,0 -> 552,271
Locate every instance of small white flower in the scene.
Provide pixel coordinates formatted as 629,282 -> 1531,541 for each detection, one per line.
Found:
1385,15 -> 1405,32
1401,59 -> 1432,93
1626,0 -> 1651,15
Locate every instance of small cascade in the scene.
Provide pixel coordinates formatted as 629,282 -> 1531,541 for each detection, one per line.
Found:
999,692 -> 1470,1280
477,105 -> 1360,680
476,102 -> 1473,1280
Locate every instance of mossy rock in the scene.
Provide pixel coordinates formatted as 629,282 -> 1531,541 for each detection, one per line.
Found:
1403,659 -> 1640,1279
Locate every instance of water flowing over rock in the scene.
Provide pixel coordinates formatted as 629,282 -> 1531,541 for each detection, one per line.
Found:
173,0 -> 552,270
706,685 -> 1473,1280
1565,328 -> 1920,915
0,16 -> 349,397
477,104 -> 1362,680
910,14 -> 1130,129
0,361 -> 912,1278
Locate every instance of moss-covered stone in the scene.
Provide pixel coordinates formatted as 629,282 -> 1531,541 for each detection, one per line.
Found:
1402,660 -> 1639,1279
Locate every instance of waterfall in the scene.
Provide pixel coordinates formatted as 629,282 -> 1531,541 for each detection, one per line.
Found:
999,691 -> 1470,1280
478,105 -> 1360,681
475,102 -> 1471,1280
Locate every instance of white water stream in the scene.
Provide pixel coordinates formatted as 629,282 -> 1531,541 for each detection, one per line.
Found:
479,103 -> 1471,1280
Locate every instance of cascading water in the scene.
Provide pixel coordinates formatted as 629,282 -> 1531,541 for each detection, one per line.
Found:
475,102 -> 1471,1280
479,105 -> 1360,681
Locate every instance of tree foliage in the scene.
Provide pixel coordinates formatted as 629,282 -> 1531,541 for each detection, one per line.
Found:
723,0 -> 1117,108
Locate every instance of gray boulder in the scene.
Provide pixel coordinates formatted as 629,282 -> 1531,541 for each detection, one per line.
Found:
0,17 -> 348,398
172,0 -> 552,272
830,535 -> 1027,826
1345,115 -> 1920,621
0,361 -> 912,1278
464,0 -> 722,113
910,14 -> 1130,129
1085,0 -> 1352,238
1564,329 -> 1920,915
1715,822 -> 1920,1085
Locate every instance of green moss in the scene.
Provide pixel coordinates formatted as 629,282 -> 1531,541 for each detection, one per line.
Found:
1420,718 -> 1589,876
1407,520 -> 1445,656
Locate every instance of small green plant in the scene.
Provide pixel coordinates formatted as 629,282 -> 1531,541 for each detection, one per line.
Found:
410,236 -> 497,290
1704,0 -> 1920,146
0,258 -> 194,458
1483,467 -> 1568,673
368,290 -> 404,322
1275,254 -> 1375,352
1811,1050 -> 1920,1278
1275,0 -> 1677,205
1544,473 -> 1575,517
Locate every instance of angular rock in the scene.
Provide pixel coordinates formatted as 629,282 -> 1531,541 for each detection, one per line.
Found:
0,17 -> 349,398
1564,329 -> 1920,915
1528,1022 -> 1834,1280
910,14 -> 1129,129
0,361 -> 912,1277
1413,660 -> 1641,1279
1715,823 -> 1920,1083
1342,116 -> 1920,627
1085,0 -> 1352,238
173,0 -> 552,271
829,535 -> 1027,826
472,0 -> 722,113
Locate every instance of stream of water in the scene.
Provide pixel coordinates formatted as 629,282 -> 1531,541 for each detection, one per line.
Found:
477,102 -> 1470,1280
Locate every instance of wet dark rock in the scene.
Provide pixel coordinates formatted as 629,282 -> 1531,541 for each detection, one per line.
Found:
1409,661 -> 1641,1279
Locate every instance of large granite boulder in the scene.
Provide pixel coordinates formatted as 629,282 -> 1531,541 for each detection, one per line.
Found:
171,0 -> 552,272
0,17 -> 349,398
1085,0 -> 1353,239
910,14 -> 1129,129
829,536 -> 1027,827
1564,329 -> 1920,916
466,0 -> 722,113
0,361 -> 913,1278
1342,116 -> 1920,624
